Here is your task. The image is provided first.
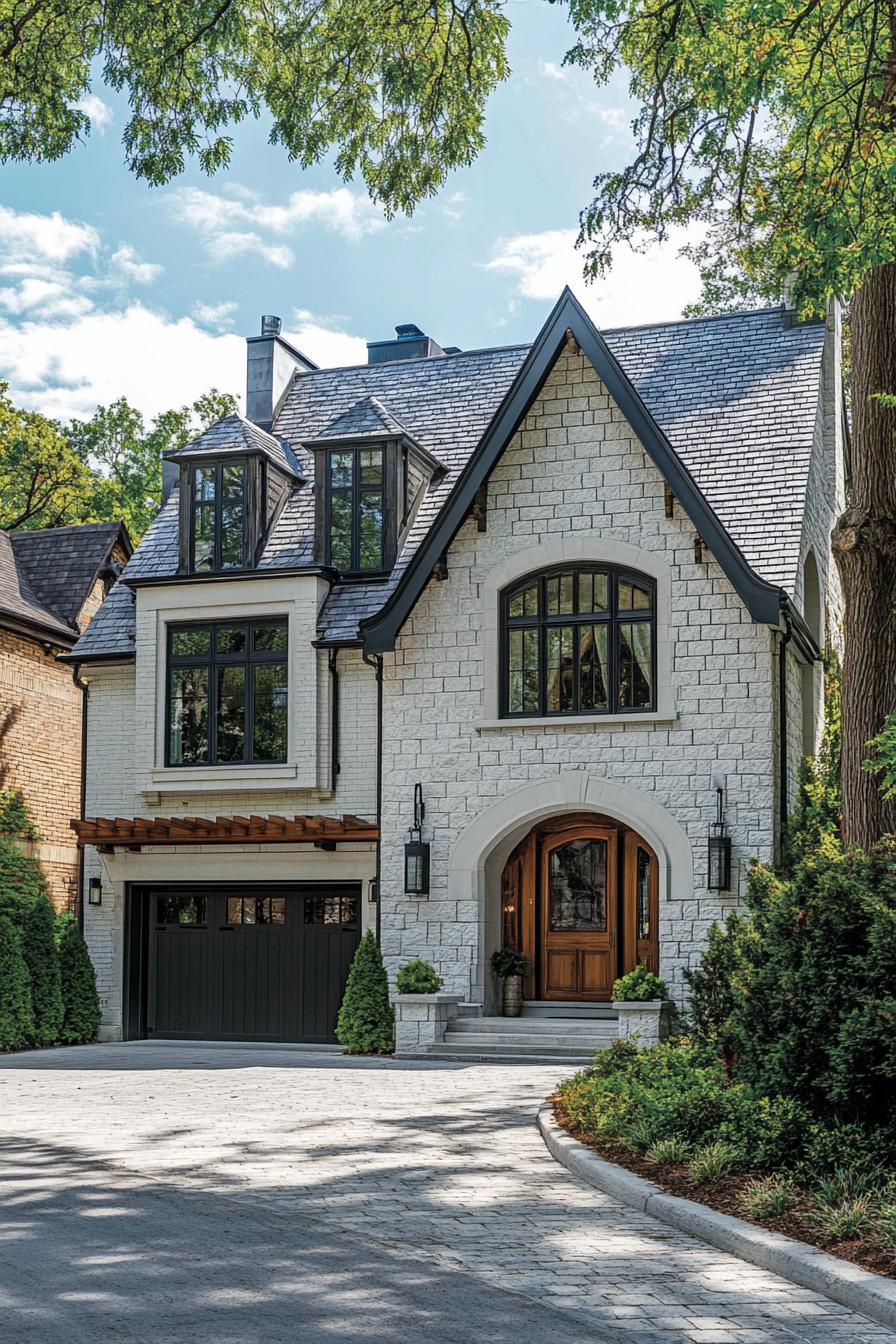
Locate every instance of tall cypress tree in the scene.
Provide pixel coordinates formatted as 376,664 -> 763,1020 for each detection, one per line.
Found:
56,915 -> 101,1045
0,915 -> 34,1051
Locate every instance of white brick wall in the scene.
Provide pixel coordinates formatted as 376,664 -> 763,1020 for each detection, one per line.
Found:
378,345 -> 788,1006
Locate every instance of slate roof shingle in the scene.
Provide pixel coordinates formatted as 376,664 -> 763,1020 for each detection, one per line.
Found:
305,395 -> 418,444
72,304 -> 827,658
1,521 -> 129,644
164,412 -> 303,477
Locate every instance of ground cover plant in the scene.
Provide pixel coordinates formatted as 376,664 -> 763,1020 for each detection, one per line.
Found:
555,701 -> 896,1276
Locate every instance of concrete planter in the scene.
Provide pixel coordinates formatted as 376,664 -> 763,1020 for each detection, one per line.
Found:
390,992 -> 465,1057
613,999 -> 674,1048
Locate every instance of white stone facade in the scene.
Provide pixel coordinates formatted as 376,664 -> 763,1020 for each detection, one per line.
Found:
377,343 -> 840,1009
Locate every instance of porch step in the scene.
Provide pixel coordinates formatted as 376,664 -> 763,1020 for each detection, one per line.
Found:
423,1049 -> 597,1066
448,1016 -> 616,1038
521,1000 -> 618,1020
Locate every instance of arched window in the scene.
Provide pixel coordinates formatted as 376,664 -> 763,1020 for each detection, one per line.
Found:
501,566 -> 656,718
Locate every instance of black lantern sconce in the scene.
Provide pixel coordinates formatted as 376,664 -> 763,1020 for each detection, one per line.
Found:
88,876 -> 103,906
707,786 -> 732,891
403,782 -> 430,897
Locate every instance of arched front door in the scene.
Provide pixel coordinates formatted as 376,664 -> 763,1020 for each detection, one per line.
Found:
501,813 -> 659,1002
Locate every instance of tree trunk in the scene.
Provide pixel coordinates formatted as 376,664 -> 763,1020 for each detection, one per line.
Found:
832,262 -> 896,849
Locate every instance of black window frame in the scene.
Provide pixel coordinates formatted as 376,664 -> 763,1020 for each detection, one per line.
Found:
500,564 -> 657,719
189,457 -> 248,573
325,445 -> 386,575
165,617 -> 289,767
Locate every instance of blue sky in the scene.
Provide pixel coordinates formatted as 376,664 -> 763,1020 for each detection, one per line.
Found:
0,2 -> 703,423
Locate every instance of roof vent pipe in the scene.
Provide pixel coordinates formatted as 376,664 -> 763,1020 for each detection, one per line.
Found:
261,314 -> 282,337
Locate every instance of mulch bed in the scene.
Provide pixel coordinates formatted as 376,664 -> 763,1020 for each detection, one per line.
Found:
552,1098 -> 896,1279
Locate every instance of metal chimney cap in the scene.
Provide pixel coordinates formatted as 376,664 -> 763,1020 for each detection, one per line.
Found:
261,314 -> 282,337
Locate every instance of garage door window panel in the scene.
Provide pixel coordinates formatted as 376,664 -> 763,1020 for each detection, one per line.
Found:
167,618 -> 289,766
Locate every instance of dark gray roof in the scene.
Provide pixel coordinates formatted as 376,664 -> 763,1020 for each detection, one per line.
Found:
1,522 -> 130,644
71,302 -> 826,658
164,412 -> 302,477
306,395 -> 417,444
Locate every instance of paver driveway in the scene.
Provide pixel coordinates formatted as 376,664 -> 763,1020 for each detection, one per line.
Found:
0,1042 -> 892,1344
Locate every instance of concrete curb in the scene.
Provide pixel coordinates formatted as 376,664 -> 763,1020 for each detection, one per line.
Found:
537,1103 -> 896,1332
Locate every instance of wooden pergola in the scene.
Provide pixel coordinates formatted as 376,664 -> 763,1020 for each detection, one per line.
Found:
71,814 -> 379,853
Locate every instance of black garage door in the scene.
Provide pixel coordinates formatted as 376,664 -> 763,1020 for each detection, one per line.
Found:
143,884 -> 361,1043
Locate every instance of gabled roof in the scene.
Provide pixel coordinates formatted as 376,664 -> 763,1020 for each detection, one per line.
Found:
163,412 -> 303,478
361,289 -> 789,652
70,293 -> 827,661
0,521 -> 131,646
306,395 -> 417,444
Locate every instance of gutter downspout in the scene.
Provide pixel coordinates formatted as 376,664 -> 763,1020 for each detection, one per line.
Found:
362,650 -> 383,945
71,662 -> 88,933
328,649 -> 340,793
778,613 -> 794,841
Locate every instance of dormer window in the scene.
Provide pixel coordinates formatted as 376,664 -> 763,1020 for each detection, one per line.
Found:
327,447 -> 384,573
191,460 -> 246,571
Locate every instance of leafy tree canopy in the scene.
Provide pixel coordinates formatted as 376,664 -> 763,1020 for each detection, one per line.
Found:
565,0 -> 895,316
0,383 -> 237,539
0,0 -> 509,214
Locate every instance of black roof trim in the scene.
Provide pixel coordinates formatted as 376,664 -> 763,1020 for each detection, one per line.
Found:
123,565 -> 335,589
0,609 -> 78,649
361,287 -> 785,653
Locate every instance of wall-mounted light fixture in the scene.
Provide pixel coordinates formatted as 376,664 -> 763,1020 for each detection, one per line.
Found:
707,787 -> 732,891
403,782 -> 430,897
88,877 -> 103,906
368,879 -> 379,904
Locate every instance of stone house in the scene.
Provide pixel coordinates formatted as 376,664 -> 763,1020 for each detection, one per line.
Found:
0,521 -> 131,909
68,290 -> 843,1049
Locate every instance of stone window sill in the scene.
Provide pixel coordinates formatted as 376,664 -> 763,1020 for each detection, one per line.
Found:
138,764 -> 307,795
475,711 -> 678,732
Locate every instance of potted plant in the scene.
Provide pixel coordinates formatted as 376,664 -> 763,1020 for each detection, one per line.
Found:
491,948 -> 534,1017
611,965 -> 673,1047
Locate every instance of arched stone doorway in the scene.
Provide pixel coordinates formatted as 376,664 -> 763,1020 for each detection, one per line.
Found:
445,772 -> 694,1013
501,812 -> 658,1002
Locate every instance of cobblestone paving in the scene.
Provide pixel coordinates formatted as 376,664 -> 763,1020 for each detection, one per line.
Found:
0,1043 -> 892,1344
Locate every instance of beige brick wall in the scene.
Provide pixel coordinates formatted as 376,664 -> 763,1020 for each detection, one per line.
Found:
0,628 -> 82,911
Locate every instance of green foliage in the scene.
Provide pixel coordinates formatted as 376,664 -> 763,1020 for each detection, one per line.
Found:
395,959 -> 443,994
566,0 -> 896,314
0,790 -> 38,839
55,914 -> 101,1045
644,1135 -> 691,1165
683,914 -> 758,1058
783,648 -> 842,873
688,1140 -> 742,1182
0,2 -> 510,213
0,834 -> 50,915
0,914 -> 33,1051
491,948 -> 534,979
20,894 -> 64,1047
0,382 -> 237,541
336,931 -> 393,1055
809,1196 -> 874,1242
740,1175 -> 797,1220
864,712 -> 896,802
612,964 -> 667,1001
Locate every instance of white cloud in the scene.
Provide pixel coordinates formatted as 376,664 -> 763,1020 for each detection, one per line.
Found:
539,60 -> 568,81
0,275 -> 94,320
441,191 -> 468,224
482,226 -> 705,328
75,93 -> 113,133
288,309 -> 368,368
111,243 -> 163,284
167,185 -> 386,266
193,300 -> 238,331
0,204 -> 99,263
0,304 -> 245,422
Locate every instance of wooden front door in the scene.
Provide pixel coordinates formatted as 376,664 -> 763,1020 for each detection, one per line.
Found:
500,813 -> 659,1003
540,826 -> 617,1000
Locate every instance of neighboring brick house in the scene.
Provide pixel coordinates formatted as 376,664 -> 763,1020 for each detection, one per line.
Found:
69,291 -> 844,1049
0,522 -> 132,910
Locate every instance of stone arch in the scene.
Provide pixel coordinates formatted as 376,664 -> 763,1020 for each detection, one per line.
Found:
446,771 -> 694,1011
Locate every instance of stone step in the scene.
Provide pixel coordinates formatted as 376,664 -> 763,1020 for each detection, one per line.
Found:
423,1047 -> 598,1065
439,1035 -> 608,1058
521,1001 -> 618,1020
449,1016 -> 616,1037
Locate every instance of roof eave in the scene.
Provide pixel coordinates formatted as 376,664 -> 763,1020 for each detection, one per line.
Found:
0,608 -> 77,648
361,287 -> 785,653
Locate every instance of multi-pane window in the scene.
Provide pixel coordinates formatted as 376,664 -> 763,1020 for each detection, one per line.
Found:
167,619 -> 288,766
190,460 -> 246,571
327,447 -> 384,572
303,893 -> 359,929
501,566 -> 656,718
226,895 -> 286,925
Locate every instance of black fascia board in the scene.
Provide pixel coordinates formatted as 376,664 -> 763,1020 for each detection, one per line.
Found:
361,286 -> 784,654
0,610 -> 77,648
122,565 -> 336,589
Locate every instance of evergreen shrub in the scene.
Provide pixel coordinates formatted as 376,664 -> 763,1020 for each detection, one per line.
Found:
336,931 -> 393,1054
56,914 -> 101,1044
0,914 -> 34,1050
395,959 -> 443,994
